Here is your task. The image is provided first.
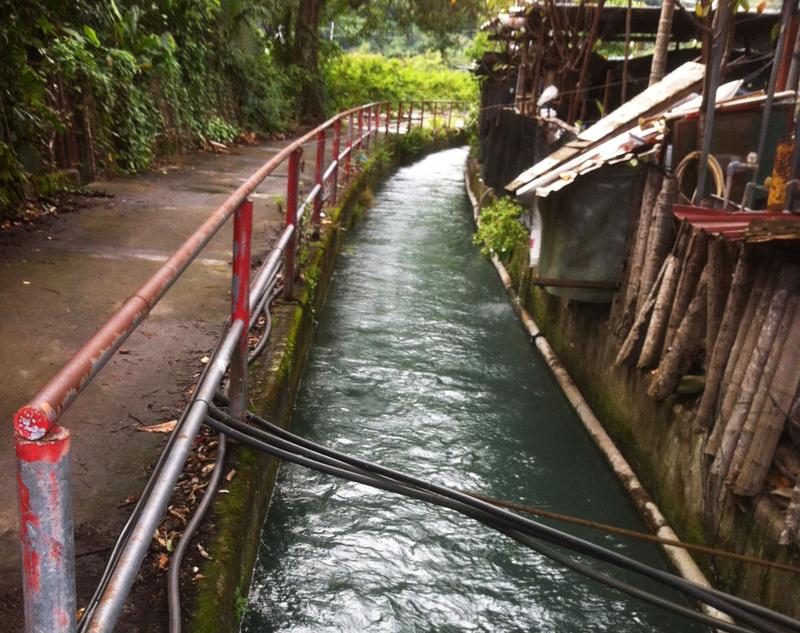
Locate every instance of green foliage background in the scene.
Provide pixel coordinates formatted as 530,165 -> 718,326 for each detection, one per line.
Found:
323,52 -> 476,113
0,0 -> 476,218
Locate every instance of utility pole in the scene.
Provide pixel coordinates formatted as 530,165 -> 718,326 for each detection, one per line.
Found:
650,0 -> 675,86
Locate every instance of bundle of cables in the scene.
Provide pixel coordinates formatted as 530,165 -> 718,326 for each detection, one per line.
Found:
200,395 -> 800,633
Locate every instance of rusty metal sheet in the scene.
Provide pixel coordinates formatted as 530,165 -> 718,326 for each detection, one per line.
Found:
673,204 -> 800,241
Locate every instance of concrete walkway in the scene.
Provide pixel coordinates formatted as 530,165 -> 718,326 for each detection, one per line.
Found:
0,140 -> 307,626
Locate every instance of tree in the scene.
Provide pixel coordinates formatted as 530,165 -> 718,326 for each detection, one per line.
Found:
649,0 -> 675,86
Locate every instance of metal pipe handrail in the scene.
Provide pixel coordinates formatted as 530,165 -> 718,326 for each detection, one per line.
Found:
12,101 -> 383,442
13,97 -> 468,633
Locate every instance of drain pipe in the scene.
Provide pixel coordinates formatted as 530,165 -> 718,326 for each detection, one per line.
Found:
722,153 -> 758,210
464,168 -> 732,625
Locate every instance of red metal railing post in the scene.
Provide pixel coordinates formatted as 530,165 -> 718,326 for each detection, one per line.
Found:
408,101 -> 414,131
312,129 -> 326,239
331,117 -> 342,206
385,102 -> 391,142
229,198 -> 252,420
284,148 -> 301,300
357,109 -> 364,151
365,106 -> 372,154
16,426 -> 77,633
346,112 -> 354,180
374,103 -> 381,140
396,102 -> 403,134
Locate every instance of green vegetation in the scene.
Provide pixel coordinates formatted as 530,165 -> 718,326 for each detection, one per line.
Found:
323,52 -> 476,112
473,197 -> 528,257
0,0 -> 481,218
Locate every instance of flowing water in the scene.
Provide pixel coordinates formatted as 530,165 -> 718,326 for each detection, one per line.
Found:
243,147 -> 700,632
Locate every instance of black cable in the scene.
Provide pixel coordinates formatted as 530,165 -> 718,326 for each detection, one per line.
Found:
202,414 -> 770,633
211,401 -> 799,632
76,330 -> 232,632
167,433 -> 226,633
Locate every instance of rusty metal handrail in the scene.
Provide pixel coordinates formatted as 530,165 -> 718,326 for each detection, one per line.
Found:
14,98 -> 469,633
12,101 -> 383,442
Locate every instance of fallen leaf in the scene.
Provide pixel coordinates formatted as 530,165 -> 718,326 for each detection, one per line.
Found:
117,495 -> 138,508
138,420 -> 177,433
197,543 -> 212,560
157,553 -> 169,570
200,356 -> 210,364
226,469 -> 236,482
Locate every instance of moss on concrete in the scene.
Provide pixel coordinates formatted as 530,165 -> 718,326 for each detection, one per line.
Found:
189,130 -> 466,632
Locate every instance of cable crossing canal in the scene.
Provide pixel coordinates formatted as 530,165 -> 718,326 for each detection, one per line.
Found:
234,147 -> 734,632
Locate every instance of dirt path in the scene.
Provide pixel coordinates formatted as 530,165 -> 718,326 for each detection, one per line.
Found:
0,139 -> 307,630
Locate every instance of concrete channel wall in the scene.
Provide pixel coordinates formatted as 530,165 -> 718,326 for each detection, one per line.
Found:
188,132 -> 466,632
465,158 -> 800,620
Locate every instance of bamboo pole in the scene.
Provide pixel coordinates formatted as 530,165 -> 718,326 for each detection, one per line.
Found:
728,289 -> 799,489
707,270 -> 780,477
616,255 -> 672,366
664,229 -> 708,353
567,0 -> 607,125
622,0 -> 633,102
638,253 -> 683,368
637,177 -> 678,315
648,273 -> 708,399
694,247 -> 754,432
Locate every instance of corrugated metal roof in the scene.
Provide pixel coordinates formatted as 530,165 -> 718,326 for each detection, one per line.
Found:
673,205 -> 800,242
509,61 -> 705,198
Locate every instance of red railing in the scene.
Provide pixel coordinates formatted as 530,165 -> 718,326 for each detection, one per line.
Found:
13,99 -> 468,633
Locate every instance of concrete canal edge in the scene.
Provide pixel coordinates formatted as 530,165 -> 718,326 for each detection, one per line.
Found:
187,131 -> 466,633
463,160 -> 733,624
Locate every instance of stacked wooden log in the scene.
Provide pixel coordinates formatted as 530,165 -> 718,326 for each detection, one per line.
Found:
613,169 -> 800,545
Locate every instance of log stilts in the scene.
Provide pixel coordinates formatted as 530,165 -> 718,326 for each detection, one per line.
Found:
648,273 -> 708,400
638,252 -> 683,368
636,177 -> 677,316
733,285 -> 800,497
617,169 -> 663,334
705,238 -> 734,360
705,260 -> 772,455
728,289 -> 799,488
664,229 -> 708,354
616,255 -> 673,366
708,270 -> 781,494
694,247 -> 754,433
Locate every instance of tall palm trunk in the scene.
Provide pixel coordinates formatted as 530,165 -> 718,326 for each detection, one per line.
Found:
649,0 -> 675,86
294,0 -> 326,121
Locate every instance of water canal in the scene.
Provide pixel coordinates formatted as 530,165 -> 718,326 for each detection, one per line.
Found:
242,147 -> 700,632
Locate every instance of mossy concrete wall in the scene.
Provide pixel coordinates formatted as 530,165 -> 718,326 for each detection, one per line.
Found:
189,131 -> 466,633
467,158 -> 800,619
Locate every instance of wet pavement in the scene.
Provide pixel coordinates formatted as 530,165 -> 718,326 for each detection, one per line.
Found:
0,139 -> 307,625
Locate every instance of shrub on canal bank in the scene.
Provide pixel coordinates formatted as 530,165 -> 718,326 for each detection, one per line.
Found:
473,197 -> 527,258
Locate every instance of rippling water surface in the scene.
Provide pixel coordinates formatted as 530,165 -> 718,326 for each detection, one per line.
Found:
243,147 -> 700,632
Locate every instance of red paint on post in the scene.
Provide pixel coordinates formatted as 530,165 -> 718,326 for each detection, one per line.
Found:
229,199 -> 252,419
231,200 -> 252,325
312,129 -> 326,238
357,110 -> 364,152
385,102 -> 391,142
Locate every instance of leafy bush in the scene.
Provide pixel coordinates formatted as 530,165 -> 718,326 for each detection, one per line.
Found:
322,52 -> 476,113
473,198 -> 528,257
